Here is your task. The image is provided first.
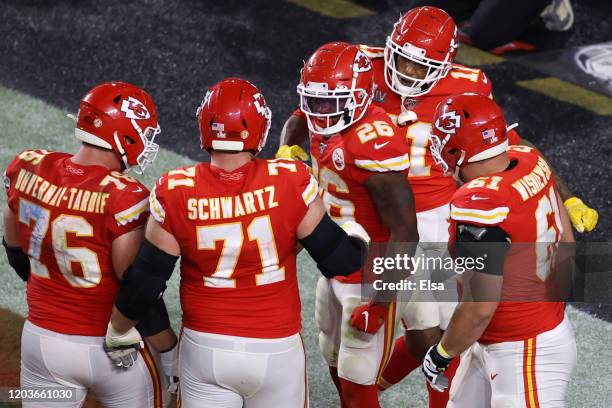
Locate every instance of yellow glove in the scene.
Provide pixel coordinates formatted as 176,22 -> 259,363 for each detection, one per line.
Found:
564,197 -> 599,233
275,145 -> 309,161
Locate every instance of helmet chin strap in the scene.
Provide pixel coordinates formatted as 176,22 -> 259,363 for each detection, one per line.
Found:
453,151 -> 466,182
113,132 -> 131,172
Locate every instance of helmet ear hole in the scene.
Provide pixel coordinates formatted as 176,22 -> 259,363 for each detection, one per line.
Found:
122,135 -> 136,145
242,119 -> 248,129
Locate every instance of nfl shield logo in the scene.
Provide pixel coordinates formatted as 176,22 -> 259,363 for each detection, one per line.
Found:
402,97 -> 418,111
482,128 -> 498,144
319,142 -> 327,155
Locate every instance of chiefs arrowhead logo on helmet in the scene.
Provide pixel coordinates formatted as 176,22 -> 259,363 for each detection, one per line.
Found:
353,50 -> 372,73
434,110 -> 461,135
253,93 -> 271,119
120,96 -> 150,120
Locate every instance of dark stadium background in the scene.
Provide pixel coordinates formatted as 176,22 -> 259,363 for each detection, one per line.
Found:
0,1 -> 611,406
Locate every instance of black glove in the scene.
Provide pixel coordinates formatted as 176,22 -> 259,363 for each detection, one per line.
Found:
422,343 -> 453,392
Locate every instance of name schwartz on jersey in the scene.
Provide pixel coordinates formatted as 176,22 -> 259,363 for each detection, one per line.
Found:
185,186 -> 279,221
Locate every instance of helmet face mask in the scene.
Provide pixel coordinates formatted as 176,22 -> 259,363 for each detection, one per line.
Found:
384,6 -> 458,98
430,133 -> 465,179
297,83 -> 369,135
384,37 -> 453,97
133,125 -> 160,174
297,42 -> 374,136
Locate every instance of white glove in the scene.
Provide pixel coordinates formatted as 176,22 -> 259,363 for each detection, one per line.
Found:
160,343 -> 180,395
103,323 -> 144,368
341,221 -> 371,246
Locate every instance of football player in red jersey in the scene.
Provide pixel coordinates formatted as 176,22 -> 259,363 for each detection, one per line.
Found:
2,82 -> 178,407
277,6 -> 595,406
296,42 -> 419,408
422,93 -> 576,407
104,77 -> 371,407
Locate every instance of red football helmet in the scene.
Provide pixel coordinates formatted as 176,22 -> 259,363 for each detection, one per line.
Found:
75,82 -> 160,174
385,7 -> 458,97
297,42 -> 373,136
197,78 -> 271,153
430,93 -> 509,176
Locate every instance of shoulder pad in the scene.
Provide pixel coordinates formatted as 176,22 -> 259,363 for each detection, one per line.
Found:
100,170 -> 148,192
439,65 -> 491,96
265,158 -> 308,176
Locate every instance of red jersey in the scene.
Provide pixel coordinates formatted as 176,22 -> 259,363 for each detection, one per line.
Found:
4,149 -> 149,336
149,158 -> 318,339
449,146 -> 565,343
309,105 -> 410,283
360,45 -> 498,212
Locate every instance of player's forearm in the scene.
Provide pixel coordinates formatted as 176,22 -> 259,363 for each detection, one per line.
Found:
439,301 -> 496,357
366,173 -> 419,303
110,305 -> 138,333
366,173 -> 420,244
280,114 -> 309,146
145,328 -> 178,353
389,225 -> 419,245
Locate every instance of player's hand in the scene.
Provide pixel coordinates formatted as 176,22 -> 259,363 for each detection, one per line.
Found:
161,343 -> 180,395
341,221 -> 371,246
275,144 -> 309,161
104,323 -> 144,368
350,301 -> 387,334
422,344 -> 453,392
564,197 -> 598,233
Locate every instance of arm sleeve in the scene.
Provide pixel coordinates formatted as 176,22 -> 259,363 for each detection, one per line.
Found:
149,175 -> 175,235
106,183 -> 150,240
450,188 -> 511,275
286,160 -> 319,225
454,224 -> 510,276
348,116 -> 410,183
135,297 -> 171,337
293,161 -> 319,207
450,189 -> 510,227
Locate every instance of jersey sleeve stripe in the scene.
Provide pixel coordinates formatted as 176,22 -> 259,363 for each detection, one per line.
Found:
114,197 -> 149,226
354,154 -> 410,172
302,176 -> 319,206
450,204 -> 509,224
149,186 -> 166,223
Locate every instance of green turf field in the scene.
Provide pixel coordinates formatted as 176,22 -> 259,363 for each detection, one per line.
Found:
1,86 -> 611,407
